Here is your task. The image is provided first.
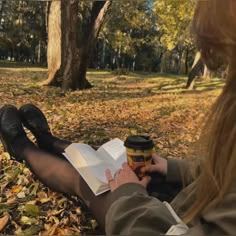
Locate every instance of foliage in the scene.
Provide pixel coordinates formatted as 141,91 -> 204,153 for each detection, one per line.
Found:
103,0 -> 156,52
97,0 -> 197,74
0,0 -> 199,75
101,0 -> 161,70
0,64 -> 223,234
0,0 -> 46,61
153,0 -> 195,50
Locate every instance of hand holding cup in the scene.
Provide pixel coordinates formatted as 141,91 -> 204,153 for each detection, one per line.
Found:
141,153 -> 168,176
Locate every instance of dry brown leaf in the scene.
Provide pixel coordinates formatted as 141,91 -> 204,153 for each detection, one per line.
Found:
6,197 -> 17,204
57,227 -> 74,235
0,215 -> 9,232
16,192 -> 25,199
40,223 -> 59,236
38,197 -> 51,204
11,185 -> 23,193
37,191 -> 48,199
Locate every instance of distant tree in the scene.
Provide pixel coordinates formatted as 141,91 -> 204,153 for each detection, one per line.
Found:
186,52 -> 203,89
153,0 -> 195,74
43,0 -> 112,90
153,0 -> 194,49
101,0 -> 160,72
0,0 -> 46,62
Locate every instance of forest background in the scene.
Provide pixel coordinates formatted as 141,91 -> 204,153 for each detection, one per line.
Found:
0,0 -> 225,235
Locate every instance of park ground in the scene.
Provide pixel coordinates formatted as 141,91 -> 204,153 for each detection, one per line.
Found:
0,62 -> 224,234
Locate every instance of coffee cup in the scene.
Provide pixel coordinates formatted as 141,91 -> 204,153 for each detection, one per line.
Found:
124,135 -> 154,178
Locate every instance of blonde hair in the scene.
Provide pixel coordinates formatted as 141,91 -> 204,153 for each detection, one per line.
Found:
183,0 -> 236,223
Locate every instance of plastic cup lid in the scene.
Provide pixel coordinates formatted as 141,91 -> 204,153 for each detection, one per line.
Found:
124,135 -> 154,150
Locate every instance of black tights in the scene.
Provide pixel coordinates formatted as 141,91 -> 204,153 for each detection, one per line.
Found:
21,138 -> 110,230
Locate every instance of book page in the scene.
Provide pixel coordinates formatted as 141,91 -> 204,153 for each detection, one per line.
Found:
63,152 -> 109,196
97,138 -> 127,168
65,143 -> 117,183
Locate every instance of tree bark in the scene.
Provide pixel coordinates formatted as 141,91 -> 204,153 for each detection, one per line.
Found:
42,0 -> 61,86
45,2 -> 51,34
64,0 -> 112,90
186,51 -> 203,89
0,0 -> 6,19
203,65 -> 212,79
44,0 -> 112,90
37,40 -> 41,63
184,46 -> 189,74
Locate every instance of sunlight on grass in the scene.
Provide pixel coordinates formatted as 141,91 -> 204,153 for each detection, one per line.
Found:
0,59 -> 225,94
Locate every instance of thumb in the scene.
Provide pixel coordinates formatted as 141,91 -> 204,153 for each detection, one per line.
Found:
140,175 -> 152,188
143,165 -> 160,173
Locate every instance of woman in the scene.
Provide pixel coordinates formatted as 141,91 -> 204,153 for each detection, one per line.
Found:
105,0 -> 236,234
0,103 -> 182,234
1,0 -> 236,234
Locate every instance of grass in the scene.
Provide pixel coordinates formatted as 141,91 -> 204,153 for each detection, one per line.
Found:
0,62 -> 224,235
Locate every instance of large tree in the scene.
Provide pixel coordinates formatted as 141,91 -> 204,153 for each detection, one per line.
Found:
43,0 -> 112,90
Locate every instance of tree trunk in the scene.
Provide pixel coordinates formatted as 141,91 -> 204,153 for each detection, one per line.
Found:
62,1 -> 112,90
184,46 -> 189,74
177,49 -> 183,74
102,38 -> 106,68
37,40 -> 41,64
186,51 -> 203,89
0,0 -> 6,19
45,2 -> 51,33
41,0 -> 61,86
203,65 -> 212,79
44,0 -> 112,90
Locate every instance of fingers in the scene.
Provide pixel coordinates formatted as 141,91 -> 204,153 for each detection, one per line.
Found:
106,169 -> 116,191
122,162 -> 130,170
114,168 -> 122,178
140,175 -> 152,187
152,153 -> 161,162
106,163 -> 152,192
105,168 -> 113,181
142,164 -> 160,173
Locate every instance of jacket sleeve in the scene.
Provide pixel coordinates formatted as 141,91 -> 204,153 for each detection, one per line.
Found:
105,183 -> 177,236
166,158 -> 193,186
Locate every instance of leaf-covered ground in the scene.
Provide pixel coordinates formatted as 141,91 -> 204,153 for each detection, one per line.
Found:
0,62 -> 224,235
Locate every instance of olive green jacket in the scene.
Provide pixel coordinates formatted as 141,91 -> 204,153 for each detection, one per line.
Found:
105,158 -> 236,235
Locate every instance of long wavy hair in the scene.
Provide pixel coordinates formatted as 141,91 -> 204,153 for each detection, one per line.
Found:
183,0 -> 236,223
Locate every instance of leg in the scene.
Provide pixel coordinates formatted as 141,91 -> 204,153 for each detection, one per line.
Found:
22,145 -> 110,229
0,105 -> 110,230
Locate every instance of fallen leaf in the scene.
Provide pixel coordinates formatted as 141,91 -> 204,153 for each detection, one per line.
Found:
40,223 -> 58,236
24,204 -> 40,217
18,225 -> 41,235
29,182 -> 39,196
0,215 -> 9,232
11,185 -> 23,193
20,216 -> 38,225
17,192 -> 25,199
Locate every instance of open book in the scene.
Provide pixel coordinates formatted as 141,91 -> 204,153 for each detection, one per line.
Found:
63,138 -> 127,196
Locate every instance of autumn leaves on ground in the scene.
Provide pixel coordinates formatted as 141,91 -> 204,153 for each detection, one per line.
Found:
0,63 -> 223,235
